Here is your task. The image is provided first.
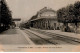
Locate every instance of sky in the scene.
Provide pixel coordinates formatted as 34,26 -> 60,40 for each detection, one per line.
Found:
6,0 -> 80,21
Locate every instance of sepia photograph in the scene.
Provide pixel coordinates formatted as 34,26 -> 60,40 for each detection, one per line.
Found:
0,0 -> 80,52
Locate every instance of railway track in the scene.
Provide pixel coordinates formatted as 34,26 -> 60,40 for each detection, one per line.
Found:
24,30 -> 58,45
30,29 -> 80,45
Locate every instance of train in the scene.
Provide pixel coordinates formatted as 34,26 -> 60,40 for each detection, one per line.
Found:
20,21 -> 30,30
0,0 -> 12,33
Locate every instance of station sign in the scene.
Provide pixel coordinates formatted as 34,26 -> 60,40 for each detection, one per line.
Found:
13,18 -> 21,21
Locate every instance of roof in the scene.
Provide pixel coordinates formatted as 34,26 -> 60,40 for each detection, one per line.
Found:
30,7 -> 57,21
38,7 -> 56,14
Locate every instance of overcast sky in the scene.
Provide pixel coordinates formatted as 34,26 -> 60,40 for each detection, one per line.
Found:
6,0 -> 79,21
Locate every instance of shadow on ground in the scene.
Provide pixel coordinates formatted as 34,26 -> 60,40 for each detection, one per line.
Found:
0,29 -> 17,35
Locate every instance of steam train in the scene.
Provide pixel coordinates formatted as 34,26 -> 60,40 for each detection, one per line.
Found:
0,0 -> 12,33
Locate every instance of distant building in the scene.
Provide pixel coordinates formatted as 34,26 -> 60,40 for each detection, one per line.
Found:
30,7 -> 60,30
12,18 -> 21,28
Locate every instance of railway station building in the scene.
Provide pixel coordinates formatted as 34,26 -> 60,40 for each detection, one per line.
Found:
30,7 -> 60,30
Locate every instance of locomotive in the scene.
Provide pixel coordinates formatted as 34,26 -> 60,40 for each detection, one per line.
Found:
0,0 -> 12,33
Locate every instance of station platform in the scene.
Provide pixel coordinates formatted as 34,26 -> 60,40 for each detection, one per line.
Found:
0,28 -> 31,45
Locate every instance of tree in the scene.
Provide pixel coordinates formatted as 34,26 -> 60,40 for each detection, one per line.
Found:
74,1 -> 80,26
57,4 -> 75,23
0,0 -> 12,32
57,1 -> 80,32
1,0 -> 12,25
